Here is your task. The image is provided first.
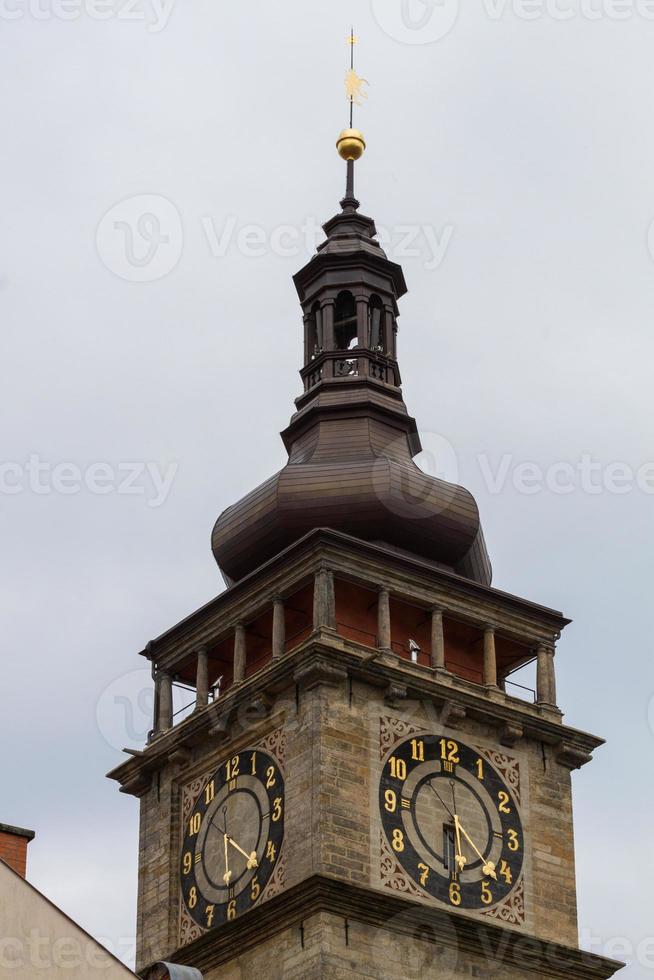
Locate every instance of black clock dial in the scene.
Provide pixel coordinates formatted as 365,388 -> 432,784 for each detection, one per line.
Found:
380,734 -> 523,910
180,748 -> 284,930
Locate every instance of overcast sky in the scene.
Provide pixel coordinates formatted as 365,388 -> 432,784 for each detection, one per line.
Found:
2,0 -> 653,975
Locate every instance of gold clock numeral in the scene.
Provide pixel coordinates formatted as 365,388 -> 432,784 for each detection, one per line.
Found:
418,862 -> 429,886
449,881 -> 462,906
205,780 -> 215,805
182,851 -> 192,875
272,797 -> 283,822
481,880 -> 493,905
266,840 -> 276,862
206,904 -> 215,927
507,829 -> 520,852
189,812 -> 201,836
227,900 -> 237,921
401,798 -> 411,810
266,766 -> 276,789
384,789 -> 397,813
188,886 -> 198,910
251,877 -> 260,901
250,752 -> 257,775
439,739 -> 460,764
226,756 -> 240,781
389,757 -> 407,781
498,791 -> 512,814
410,738 -> 425,762
391,829 -> 405,853
500,860 -> 513,884
476,758 -> 484,780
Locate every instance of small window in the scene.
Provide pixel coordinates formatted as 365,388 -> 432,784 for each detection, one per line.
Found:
334,291 -> 357,351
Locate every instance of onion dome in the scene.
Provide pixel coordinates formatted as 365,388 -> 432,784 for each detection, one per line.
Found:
212,158 -> 491,587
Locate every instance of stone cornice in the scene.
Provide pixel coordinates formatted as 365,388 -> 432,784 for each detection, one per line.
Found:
136,529 -> 570,671
108,639 -> 604,794
140,875 -> 621,979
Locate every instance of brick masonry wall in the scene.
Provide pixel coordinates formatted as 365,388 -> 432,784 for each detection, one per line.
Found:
0,831 -> 30,878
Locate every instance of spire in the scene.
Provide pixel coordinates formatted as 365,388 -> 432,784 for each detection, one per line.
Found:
337,28 -> 367,213
210,33 -> 492,589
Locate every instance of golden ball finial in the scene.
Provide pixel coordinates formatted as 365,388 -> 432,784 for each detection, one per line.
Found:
337,128 -> 366,161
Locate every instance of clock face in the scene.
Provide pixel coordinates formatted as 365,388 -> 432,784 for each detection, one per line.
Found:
379,734 -> 523,910
180,748 -> 284,930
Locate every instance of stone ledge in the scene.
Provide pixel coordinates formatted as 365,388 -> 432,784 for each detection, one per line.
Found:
108,639 -> 605,795
151,875 -> 622,979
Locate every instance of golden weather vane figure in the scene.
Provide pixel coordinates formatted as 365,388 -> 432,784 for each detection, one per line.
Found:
345,68 -> 369,108
345,29 -> 368,112
336,28 -> 367,167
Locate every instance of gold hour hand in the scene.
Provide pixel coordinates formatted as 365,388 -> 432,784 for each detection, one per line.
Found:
453,815 -> 467,871
455,816 -> 497,880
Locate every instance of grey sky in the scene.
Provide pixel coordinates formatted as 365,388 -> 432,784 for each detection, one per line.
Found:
2,1 -> 653,974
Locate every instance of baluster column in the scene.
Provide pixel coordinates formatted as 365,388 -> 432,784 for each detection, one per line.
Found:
483,626 -> 498,688
430,607 -> 446,670
536,642 -> 557,706
233,623 -> 246,685
272,596 -> 286,660
195,648 -> 209,709
313,567 -> 336,631
377,588 -> 392,653
155,670 -> 173,733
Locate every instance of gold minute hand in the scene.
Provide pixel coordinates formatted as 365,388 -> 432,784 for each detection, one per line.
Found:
455,816 -> 497,880
226,834 -> 259,870
223,833 -> 232,885
429,782 -> 466,872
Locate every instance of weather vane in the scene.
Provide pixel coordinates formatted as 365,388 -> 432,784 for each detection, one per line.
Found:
336,28 -> 368,204
345,28 -> 368,123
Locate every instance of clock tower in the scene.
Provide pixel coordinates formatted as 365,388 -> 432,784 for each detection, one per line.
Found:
109,64 -> 622,980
